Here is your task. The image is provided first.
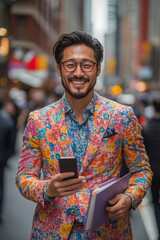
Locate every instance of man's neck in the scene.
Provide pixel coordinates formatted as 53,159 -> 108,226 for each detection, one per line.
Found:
65,91 -> 94,124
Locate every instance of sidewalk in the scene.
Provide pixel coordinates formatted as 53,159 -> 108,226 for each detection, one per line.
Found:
0,154 -> 35,240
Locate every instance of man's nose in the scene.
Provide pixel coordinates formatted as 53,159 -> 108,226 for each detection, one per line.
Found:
73,63 -> 84,76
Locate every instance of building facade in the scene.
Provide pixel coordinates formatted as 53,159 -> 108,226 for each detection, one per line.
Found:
3,0 -> 88,99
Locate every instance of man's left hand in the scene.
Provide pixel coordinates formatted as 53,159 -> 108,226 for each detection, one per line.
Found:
105,193 -> 132,220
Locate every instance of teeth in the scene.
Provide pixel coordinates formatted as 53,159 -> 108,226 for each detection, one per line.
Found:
72,81 -> 85,84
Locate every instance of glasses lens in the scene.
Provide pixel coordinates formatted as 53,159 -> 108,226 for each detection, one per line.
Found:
82,61 -> 94,72
63,61 -> 76,72
62,61 -> 95,72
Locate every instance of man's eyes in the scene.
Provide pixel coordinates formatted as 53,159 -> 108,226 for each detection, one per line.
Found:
83,63 -> 92,68
65,63 -> 75,68
64,61 -> 93,69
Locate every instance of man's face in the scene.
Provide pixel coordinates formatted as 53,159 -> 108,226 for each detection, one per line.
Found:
57,44 -> 101,99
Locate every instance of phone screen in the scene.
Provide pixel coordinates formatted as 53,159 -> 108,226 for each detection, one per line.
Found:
59,156 -> 78,180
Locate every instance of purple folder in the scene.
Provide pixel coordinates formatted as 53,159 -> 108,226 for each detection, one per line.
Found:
85,173 -> 131,232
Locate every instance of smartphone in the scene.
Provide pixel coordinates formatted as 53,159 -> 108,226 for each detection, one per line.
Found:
59,156 -> 78,180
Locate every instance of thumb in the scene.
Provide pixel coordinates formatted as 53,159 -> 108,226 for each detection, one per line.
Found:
108,194 -> 121,206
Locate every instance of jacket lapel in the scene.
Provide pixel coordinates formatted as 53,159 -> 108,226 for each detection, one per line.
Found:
47,99 -> 73,158
80,97 -> 114,174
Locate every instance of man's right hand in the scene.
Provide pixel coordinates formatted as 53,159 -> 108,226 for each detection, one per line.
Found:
46,172 -> 86,198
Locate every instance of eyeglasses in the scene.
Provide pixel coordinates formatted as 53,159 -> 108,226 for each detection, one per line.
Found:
61,60 -> 97,72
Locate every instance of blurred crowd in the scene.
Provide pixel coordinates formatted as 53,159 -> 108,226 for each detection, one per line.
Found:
117,90 -> 160,239
0,87 -> 160,238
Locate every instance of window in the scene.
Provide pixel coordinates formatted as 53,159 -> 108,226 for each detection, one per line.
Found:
16,15 -> 27,40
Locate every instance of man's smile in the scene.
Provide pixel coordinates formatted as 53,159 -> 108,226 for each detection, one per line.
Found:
68,77 -> 90,84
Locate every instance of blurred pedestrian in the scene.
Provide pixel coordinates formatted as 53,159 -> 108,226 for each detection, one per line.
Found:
16,88 -> 47,131
0,100 -> 14,222
4,99 -> 20,154
16,31 -> 152,239
143,92 -> 160,239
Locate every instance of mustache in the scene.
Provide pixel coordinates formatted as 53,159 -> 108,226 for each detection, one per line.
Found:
68,76 -> 90,82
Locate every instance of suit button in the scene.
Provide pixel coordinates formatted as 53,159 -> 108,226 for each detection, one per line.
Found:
70,210 -> 76,216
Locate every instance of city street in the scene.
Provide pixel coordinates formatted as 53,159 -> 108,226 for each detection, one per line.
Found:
1,1 -> 160,239
0,131 -> 159,240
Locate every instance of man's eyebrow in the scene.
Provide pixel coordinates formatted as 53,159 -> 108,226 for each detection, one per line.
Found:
63,59 -> 94,62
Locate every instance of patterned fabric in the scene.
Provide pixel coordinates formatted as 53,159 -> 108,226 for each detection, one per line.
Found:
64,94 -> 95,223
16,92 -> 153,240
69,215 -> 132,240
43,182 -> 54,203
64,94 -> 95,175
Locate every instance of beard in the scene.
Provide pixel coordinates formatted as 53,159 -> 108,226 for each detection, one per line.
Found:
61,76 -> 97,99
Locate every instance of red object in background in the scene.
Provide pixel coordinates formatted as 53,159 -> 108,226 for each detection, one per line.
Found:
11,56 -> 23,64
138,115 -> 147,126
26,56 -> 37,70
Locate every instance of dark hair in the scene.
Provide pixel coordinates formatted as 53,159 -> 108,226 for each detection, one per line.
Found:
53,31 -> 103,64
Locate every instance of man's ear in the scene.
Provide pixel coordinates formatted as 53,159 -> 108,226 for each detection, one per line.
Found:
96,64 -> 101,76
57,64 -> 61,77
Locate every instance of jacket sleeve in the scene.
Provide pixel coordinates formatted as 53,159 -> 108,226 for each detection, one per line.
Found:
15,111 -> 49,207
122,107 -> 153,210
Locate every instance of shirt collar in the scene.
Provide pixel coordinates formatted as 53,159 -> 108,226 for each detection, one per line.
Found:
63,92 -> 97,115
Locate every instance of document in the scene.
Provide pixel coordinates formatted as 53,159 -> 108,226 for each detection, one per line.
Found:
85,173 -> 131,232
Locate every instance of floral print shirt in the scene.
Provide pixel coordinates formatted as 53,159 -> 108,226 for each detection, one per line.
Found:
64,94 -> 96,223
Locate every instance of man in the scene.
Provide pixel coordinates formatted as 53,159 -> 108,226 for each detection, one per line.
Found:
16,31 -> 152,239
143,92 -> 160,239
0,100 -> 14,221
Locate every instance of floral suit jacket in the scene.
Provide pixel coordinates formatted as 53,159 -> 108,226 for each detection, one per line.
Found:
16,93 -> 152,240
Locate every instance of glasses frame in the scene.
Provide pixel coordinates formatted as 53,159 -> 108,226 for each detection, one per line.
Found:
60,60 -> 97,73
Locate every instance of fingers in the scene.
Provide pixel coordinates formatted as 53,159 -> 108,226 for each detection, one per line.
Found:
106,206 -> 128,220
55,184 -> 84,198
56,174 -> 85,186
47,173 -> 86,198
105,194 -> 132,220
55,179 -> 85,193
55,172 -> 75,181
105,204 -> 122,219
107,194 -> 120,206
